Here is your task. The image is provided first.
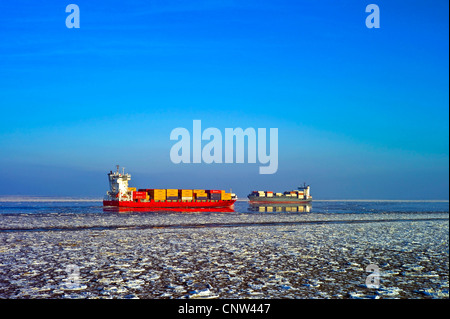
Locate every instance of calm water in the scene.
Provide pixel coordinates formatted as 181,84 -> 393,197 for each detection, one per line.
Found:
0,199 -> 448,216
0,200 -> 448,232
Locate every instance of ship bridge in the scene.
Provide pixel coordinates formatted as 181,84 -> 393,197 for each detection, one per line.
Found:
105,165 -> 131,201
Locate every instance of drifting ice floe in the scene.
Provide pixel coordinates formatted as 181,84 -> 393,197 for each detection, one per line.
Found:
0,211 -> 448,299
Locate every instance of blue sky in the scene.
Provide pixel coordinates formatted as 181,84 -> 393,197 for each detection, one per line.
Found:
0,0 -> 448,199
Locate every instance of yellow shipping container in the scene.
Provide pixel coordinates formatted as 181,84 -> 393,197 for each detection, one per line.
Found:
222,193 -> 232,200
128,187 -> 137,192
150,189 -> 166,200
180,189 -> 193,197
166,189 -> 178,196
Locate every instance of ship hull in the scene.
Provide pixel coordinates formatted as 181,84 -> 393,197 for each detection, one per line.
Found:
103,199 -> 236,209
247,195 -> 312,204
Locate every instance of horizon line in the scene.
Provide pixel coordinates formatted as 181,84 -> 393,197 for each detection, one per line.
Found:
0,196 -> 448,203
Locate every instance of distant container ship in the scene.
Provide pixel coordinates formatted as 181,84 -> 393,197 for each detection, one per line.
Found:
247,185 -> 312,204
103,166 -> 237,209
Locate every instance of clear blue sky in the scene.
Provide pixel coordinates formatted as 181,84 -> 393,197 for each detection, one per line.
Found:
0,0 -> 448,199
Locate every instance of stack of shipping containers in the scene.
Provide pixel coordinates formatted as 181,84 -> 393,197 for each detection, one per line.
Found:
132,191 -> 148,200
221,191 -> 232,200
133,188 -> 233,202
166,189 -> 178,200
180,189 -> 193,201
194,190 -> 207,200
208,190 -> 222,200
150,189 -> 166,201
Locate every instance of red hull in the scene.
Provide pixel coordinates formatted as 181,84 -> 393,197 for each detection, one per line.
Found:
103,199 -> 236,209
103,207 -> 235,213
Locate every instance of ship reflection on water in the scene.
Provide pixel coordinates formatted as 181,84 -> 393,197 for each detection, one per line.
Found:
248,203 -> 312,213
103,206 -> 235,213
103,203 -> 312,214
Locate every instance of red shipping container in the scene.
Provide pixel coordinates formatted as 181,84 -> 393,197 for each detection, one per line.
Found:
133,191 -> 147,199
208,190 -> 222,194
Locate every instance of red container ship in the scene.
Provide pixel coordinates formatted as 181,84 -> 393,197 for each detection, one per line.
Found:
103,166 -> 237,209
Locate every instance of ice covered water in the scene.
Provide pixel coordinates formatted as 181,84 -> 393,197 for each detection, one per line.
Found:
0,199 -> 448,299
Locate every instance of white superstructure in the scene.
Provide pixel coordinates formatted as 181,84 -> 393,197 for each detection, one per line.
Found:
105,165 -> 132,201
297,185 -> 311,199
